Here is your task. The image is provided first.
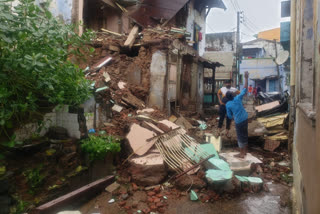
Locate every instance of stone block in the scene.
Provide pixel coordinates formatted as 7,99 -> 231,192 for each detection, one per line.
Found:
219,152 -> 262,176
129,152 -> 167,186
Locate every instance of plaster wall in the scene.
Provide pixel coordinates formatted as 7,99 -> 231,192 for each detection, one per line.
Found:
149,51 -> 167,110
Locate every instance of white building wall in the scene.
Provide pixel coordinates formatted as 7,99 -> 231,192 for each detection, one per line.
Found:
186,1 -> 206,56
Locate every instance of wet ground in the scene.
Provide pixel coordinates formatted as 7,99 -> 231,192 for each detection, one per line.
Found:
80,182 -> 291,214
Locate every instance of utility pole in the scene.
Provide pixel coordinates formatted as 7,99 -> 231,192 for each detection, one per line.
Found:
236,12 -> 240,88
274,39 -> 282,93
236,11 -> 241,89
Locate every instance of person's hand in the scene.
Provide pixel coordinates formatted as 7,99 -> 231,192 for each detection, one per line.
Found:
245,71 -> 249,79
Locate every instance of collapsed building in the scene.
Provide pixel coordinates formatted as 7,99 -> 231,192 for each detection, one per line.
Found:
78,0 -> 227,130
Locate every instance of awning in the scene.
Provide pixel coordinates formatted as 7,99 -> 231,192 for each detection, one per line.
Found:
198,56 -> 223,68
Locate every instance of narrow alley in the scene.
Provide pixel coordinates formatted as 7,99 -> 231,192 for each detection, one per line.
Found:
0,0 -> 319,214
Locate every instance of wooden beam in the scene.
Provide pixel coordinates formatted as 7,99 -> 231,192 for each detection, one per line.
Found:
124,25 -> 139,48
31,176 -> 115,214
101,28 -> 123,37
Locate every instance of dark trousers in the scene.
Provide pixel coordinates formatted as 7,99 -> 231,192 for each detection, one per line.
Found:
235,119 -> 248,148
218,105 -> 231,129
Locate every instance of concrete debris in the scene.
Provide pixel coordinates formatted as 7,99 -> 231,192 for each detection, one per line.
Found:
112,104 -> 123,112
235,175 -> 263,184
105,182 -> 120,193
158,120 -> 181,132
103,72 -> 111,83
141,121 -> 164,134
168,115 -> 178,123
95,86 -> 109,93
122,91 -> 145,109
190,190 -> 198,201
219,152 -> 262,176
204,134 -> 222,152
136,108 -> 155,114
136,115 -> 157,123
126,124 -> 156,156
129,152 -> 167,186
175,116 -> 193,130
197,120 -> 207,130
205,169 -> 233,183
108,199 -> 115,204
205,158 -> 231,171
200,144 -> 219,160
235,175 -> 263,192
118,81 -> 126,89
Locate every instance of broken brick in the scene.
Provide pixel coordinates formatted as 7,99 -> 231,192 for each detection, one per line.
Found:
156,193 -> 163,198
150,204 -> 157,211
154,185 -> 161,193
155,202 -> 164,207
132,183 -> 139,191
118,201 -> 126,206
147,191 -> 156,196
153,198 -> 160,203
158,207 -> 166,213
142,208 -> 151,214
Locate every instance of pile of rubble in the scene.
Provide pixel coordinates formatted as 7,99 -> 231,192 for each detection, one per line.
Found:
76,25 -> 292,214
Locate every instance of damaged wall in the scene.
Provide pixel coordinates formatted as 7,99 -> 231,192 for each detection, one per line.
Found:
83,0 -> 130,33
14,106 -> 82,141
205,32 -> 236,52
149,51 -> 167,110
186,0 -> 206,56
242,39 -> 285,59
292,0 -> 320,213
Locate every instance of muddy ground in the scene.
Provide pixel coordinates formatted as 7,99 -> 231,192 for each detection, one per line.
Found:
80,180 -> 291,214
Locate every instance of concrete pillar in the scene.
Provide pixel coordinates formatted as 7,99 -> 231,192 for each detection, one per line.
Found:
149,51 -> 167,110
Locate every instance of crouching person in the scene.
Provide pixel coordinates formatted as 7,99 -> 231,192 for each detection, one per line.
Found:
225,71 -> 249,158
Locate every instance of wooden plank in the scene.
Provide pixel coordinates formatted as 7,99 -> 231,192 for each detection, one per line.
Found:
101,28 -> 123,37
124,25 -> 139,48
255,101 -> 280,112
32,176 -> 115,214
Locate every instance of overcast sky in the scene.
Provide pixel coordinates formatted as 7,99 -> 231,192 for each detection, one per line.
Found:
206,0 -> 283,42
